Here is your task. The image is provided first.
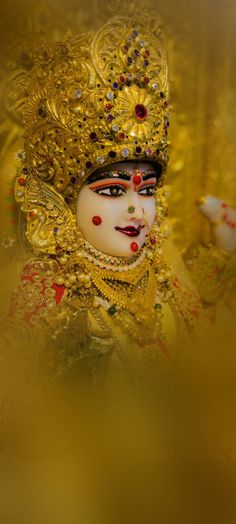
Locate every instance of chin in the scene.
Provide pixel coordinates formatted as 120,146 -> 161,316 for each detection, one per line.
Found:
90,234 -> 145,258
115,241 -> 144,258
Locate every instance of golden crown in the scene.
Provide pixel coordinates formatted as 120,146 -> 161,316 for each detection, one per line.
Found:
14,13 -> 169,211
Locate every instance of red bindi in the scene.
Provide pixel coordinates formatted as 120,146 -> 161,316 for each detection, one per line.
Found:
92,215 -> 102,225
132,174 -> 142,185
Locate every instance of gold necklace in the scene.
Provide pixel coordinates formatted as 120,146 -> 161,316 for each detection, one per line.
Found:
82,240 -> 146,272
85,257 -> 157,312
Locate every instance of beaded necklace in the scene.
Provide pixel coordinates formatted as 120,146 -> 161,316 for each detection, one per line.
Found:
81,239 -> 146,272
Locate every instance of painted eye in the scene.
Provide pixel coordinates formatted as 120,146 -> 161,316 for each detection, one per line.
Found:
92,185 -> 126,197
139,186 -> 156,196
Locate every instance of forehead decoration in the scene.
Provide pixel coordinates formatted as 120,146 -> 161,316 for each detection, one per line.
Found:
13,14 -> 169,213
86,163 -> 162,185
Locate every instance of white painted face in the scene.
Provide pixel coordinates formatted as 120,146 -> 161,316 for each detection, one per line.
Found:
76,161 -> 160,257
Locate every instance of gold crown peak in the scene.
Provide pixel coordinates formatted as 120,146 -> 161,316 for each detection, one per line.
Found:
13,14 -> 169,212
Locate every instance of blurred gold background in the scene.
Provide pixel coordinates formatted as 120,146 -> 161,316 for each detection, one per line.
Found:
0,5 -> 236,521
0,0 -> 236,308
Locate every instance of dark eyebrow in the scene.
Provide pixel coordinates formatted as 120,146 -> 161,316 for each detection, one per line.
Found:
141,173 -> 158,181
86,163 -> 163,184
86,171 -> 131,184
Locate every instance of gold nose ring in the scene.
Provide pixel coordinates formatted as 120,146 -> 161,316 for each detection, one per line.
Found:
128,206 -> 135,214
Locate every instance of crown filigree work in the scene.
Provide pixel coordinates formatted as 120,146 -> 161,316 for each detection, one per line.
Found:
13,14 -> 169,212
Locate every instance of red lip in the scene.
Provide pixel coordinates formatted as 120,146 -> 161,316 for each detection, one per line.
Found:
115,225 -> 144,237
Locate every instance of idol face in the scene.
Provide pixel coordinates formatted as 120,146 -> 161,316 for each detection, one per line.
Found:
76,161 -> 161,257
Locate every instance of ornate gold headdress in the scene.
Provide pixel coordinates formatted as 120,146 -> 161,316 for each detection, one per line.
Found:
11,13 -> 169,255
13,14 -> 168,209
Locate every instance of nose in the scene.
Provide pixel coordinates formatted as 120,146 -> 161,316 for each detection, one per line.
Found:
127,193 -> 144,221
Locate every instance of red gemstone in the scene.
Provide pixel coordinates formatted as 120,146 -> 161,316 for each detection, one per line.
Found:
132,174 -> 142,185
119,76 -> 126,83
118,132 -> 125,140
18,177 -> 26,186
130,242 -> 139,253
135,104 -> 148,121
29,210 -> 36,219
92,215 -> 102,226
105,103 -> 113,111
151,237 -> 157,245
144,50 -> 150,58
144,76 -> 150,84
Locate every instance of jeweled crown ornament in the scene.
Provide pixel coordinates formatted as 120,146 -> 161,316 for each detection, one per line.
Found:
12,13 -> 169,211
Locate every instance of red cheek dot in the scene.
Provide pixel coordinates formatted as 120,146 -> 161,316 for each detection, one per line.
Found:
132,174 -> 142,185
130,242 -> 139,252
92,215 -> 102,226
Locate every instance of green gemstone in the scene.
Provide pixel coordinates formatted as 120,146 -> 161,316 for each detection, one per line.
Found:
108,304 -> 116,316
154,303 -> 162,310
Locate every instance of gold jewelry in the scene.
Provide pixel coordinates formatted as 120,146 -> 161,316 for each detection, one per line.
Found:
15,173 -> 83,255
12,14 -> 168,212
9,14 -> 204,370
81,239 -> 146,272
128,206 -> 135,214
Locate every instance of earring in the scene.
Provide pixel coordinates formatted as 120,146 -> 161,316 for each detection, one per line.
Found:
145,186 -> 169,256
128,206 -> 135,214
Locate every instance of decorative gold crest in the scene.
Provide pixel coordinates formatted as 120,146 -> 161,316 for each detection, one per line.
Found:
10,14 -> 168,212
15,173 -> 83,254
